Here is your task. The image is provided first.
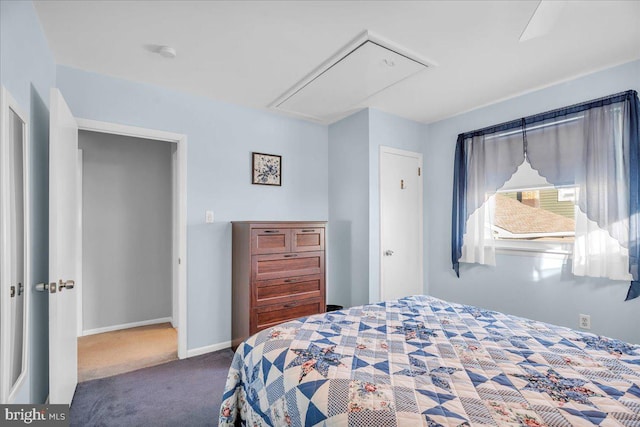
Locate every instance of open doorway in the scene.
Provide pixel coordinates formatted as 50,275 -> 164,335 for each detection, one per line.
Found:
74,123 -> 186,382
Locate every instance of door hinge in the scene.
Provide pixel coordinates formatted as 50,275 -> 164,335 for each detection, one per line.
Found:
418,167 -> 421,176
178,258 -> 181,265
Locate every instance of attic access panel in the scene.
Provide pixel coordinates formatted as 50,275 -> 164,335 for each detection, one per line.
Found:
273,37 -> 430,122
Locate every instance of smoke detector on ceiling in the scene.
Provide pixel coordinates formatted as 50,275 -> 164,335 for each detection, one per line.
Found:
156,45 -> 177,59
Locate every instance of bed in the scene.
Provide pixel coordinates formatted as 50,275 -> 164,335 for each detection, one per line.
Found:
219,295 -> 640,426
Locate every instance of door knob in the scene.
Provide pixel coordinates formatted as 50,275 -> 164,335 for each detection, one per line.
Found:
35,283 -> 49,292
384,250 -> 394,256
35,282 -> 58,293
59,279 -> 75,290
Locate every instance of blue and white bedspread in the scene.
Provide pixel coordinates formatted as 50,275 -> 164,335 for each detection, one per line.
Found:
219,295 -> 640,426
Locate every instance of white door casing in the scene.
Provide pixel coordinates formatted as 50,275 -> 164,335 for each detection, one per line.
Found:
76,150 -> 83,337
49,88 -> 79,405
380,146 -> 423,301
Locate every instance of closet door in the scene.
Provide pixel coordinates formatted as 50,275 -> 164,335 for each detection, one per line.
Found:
0,86 -> 29,404
8,106 -> 25,389
380,147 -> 423,301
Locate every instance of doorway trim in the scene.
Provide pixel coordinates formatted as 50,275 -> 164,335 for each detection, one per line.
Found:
74,118 -> 188,359
378,145 -> 424,302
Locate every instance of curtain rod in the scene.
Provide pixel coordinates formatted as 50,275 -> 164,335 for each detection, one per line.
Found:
459,89 -> 637,140
484,115 -> 584,141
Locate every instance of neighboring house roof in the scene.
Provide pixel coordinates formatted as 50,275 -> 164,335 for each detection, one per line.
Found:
493,194 -> 575,236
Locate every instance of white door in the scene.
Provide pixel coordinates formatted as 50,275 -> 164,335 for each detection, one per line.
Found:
49,89 -> 79,405
380,147 -> 423,301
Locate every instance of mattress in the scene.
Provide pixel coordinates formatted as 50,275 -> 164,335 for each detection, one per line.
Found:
219,295 -> 640,426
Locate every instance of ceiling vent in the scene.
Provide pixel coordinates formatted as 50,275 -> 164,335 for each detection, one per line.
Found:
270,30 -> 435,123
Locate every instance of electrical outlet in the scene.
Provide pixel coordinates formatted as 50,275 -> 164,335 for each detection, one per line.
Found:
579,314 -> 591,330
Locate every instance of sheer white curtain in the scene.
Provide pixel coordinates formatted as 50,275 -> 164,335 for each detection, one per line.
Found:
459,132 -> 524,267
573,208 -> 632,281
461,195 -> 496,265
507,101 -> 632,283
571,101 -> 631,281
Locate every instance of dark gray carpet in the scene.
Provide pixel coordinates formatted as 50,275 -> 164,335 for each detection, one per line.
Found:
70,348 -> 234,427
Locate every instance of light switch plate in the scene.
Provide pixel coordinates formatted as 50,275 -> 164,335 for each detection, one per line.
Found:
205,210 -> 214,223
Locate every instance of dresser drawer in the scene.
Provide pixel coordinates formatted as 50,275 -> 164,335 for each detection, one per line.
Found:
254,274 -> 324,306
251,228 -> 290,254
252,251 -> 324,281
252,298 -> 323,332
292,227 -> 325,252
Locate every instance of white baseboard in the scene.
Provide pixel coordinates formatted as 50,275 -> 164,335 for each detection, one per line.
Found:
186,341 -> 232,358
82,317 -> 173,336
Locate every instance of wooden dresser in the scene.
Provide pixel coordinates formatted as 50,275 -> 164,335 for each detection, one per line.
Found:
231,221 -> 327,349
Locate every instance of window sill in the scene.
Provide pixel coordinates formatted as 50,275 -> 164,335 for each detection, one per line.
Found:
494,240 -> 572,259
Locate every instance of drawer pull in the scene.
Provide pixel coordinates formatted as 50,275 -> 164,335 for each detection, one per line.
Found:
262,230 -> 279,234
284,279 -> 299,283
301,229 -> 316,232
283,303 -> 298,308
283,254 -> 298,258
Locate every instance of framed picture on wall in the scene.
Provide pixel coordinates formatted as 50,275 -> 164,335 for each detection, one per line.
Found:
252,152 -> 282,186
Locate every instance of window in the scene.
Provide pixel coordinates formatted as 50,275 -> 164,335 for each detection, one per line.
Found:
492,187 -> 576,243
451,90 -> 639,300
483,161 -> 577,254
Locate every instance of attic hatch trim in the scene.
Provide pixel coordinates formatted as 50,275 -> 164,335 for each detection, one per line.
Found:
268,30 -> 438,118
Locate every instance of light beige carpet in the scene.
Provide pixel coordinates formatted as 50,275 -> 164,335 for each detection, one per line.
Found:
78,322 -> 178,382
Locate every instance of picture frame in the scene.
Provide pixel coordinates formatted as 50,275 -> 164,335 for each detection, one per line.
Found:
252,152 -> 282,186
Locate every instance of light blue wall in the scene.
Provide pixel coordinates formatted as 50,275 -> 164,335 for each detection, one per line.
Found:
425,60 -> 640,344
1,1 -> 328,401
79,131 -> 173,330
328,110 -> 369,308
5,0 -> 639,405
56,66 -> 329,350
0,0 -> 55,404
328,109 -> 427,307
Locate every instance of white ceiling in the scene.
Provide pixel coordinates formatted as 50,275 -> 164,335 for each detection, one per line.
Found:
34,1 -> 640,124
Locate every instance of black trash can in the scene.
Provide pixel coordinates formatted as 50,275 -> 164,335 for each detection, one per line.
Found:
326,304 -> 344,312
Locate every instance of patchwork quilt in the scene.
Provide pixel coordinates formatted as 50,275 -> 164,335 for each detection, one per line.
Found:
219,295 -> 640,426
